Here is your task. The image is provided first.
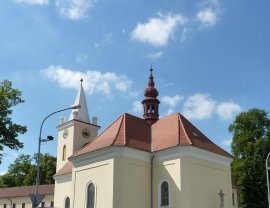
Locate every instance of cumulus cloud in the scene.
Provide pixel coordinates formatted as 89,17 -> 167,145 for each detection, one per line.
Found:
182,93 -> 241,120
15,0 -> 49,5
196,8 -> 219,26
216,102 -> 241,120
131,13 -> 186,47
221,138 -> 232,146
132,101 -> 143,114
161,95 -> 183,108
55,0 -> 94,20
41,65 -> 134,96
147,51 -> 163,60
182,93 -> 216,120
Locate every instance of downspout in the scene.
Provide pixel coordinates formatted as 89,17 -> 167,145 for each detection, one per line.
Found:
151,151 -> 155,208
150,125 -> 155,208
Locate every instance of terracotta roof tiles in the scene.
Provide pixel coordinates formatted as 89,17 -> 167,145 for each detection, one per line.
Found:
70,112 -> 232,159
0,184 -> 54,198
54,161 -> 73,176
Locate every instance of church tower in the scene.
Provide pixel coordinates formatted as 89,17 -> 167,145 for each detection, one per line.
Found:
142,66 -> 160,125
56,79 -> 100,171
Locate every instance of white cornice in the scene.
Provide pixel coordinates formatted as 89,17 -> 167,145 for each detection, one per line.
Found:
53,173 -> 72,183
69,146 -> 232,168
69,147 -> 152,167
154,146 -> 233,167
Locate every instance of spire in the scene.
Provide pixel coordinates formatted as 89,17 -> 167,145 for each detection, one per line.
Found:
69,79 -> 91,123
142,66 -> 160,125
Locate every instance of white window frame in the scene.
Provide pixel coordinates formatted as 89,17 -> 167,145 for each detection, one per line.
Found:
84,181 -> 97,208
158,180 -> 171,208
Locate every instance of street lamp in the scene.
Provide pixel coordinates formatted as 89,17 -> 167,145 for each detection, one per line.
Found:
32,105 -> 81,208
266,152 -> 270,208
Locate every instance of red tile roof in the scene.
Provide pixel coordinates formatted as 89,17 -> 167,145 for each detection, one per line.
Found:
72,113 -> 151,158
152,113 -> 233,158
70,112 -> 232,159
54,161 -> 73,176
0,184 -> 54,198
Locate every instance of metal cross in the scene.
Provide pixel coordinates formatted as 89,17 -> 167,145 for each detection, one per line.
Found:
218,189 -> 225,208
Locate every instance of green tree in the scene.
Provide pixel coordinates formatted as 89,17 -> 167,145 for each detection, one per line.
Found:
0,80 -> 27,163
0,153 -> 56,188
230,108 -> 270,208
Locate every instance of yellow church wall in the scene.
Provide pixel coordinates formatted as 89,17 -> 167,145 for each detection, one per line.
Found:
113,157 -> 151,208
153,158 -> 181,208
0,195 -> 54,208
54,175 -> 72,208
182,156 -> 233,208
72,158 -> 114,208
57,121 -> 99,171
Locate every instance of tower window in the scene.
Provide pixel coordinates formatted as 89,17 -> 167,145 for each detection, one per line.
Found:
22,203 -> 25,208
62,145 -> 66,161
160,181 -> 169,206
86,182 -> 96,208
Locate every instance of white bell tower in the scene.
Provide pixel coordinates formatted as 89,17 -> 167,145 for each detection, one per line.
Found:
56,79 -> 100,171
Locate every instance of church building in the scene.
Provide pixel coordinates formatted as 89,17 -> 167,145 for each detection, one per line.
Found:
53,68 -> 238,208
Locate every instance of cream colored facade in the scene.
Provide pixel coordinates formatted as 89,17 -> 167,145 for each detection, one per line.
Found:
0,195 -> 54,208
53,81 -> 238,208
54,145 -> 237,208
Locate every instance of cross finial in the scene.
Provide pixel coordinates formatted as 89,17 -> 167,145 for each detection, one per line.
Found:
80,78 -> 83,87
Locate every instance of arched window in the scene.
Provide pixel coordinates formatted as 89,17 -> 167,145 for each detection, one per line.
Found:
161,181 -> 169,206
62,145 -> 66,161
86,182 -> 96,208
65,197 -> 70,208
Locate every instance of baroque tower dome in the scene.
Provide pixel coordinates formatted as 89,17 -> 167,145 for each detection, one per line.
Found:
142,66 -> 160,125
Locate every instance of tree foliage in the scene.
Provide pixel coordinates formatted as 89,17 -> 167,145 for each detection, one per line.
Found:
230,108 -> 270,208
0,80 -> 27,163
0,153 -> 56,188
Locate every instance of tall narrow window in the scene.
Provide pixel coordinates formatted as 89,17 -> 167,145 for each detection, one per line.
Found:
62,145 -> 66,161
41,202 -> 45,207
3,204 -> 7,208
22,203 -> 25,208
161,181 -> 169,206
86,182 -> 96,208
50,201 -> 54,207
65,197 -> 70,208
12,203 -> 16,208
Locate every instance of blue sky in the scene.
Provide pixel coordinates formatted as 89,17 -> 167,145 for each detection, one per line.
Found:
0,0 -> 269,174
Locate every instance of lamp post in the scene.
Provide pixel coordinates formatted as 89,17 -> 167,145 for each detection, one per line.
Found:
266,152 -> 270,208
33,105 -> 81,208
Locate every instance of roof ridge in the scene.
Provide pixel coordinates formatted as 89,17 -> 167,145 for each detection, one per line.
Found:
178,113 -> 192,145
112,114 -> 125,145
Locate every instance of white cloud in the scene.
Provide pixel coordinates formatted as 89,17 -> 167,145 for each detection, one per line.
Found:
196,8 -> 219,26
221,138 -> 232,146
131,13 -> 186,47
161,95 -> 183,108
15,0 -> 49,5
182,93 -> 216,120
216,102 -> 241,120
147,51 -> 163,60
76,53 -> 88,63
132,101 -> 143,114
41,65 -> 134,96
0,170 -> 7,176
55,0 -> 94,20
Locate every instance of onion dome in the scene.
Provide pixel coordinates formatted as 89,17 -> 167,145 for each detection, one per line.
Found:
144,67 -> 159,98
